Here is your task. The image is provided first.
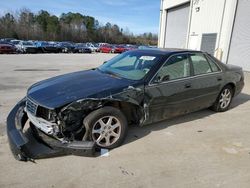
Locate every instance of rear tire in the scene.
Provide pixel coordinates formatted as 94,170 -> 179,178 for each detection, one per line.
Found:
83,107 -> 128,149
211,85 -> 233,112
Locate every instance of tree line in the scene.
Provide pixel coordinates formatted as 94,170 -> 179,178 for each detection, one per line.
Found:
0,9 -> 158,45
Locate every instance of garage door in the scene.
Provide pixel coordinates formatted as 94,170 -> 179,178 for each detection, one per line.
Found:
227,0 -> 250,71
164,3 -> 190,48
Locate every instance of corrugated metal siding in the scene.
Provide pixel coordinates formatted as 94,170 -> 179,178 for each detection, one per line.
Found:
228,0 -> 250,71
200,33 -> 217,55
164,3 -> 190,48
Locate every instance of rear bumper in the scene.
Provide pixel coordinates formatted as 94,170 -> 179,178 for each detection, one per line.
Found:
0,49 -> 15,53
235,80 -> 244,96
7,98 -> 95,161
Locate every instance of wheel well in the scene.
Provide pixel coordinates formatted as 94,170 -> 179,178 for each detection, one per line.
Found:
104,101 -> 142,125
225,83 -> 236,96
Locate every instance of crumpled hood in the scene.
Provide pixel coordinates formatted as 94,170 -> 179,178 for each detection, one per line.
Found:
27,69 -> 135,109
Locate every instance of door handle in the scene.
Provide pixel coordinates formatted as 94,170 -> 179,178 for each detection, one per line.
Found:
217,77 -> 222,81
185,83 -> 191,88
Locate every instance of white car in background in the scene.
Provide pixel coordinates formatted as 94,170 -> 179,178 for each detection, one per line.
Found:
10,40 -> 21,49
16,41 -> 38,53
86,42 -> 98,52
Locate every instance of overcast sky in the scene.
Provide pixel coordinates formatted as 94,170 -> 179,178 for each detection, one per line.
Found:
0,0 -> 160,35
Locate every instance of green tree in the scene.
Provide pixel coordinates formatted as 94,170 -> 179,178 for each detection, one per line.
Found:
0,9 -> 158,45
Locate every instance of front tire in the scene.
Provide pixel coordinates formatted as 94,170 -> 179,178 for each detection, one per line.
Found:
83,107 -> 128,149
211,85 -> 233,112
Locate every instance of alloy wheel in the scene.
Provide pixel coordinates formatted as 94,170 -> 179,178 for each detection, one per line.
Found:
219,88 -> 232,109
91,116 -> 121,147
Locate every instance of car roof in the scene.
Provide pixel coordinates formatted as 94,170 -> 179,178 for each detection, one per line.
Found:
135,48 -> 202,56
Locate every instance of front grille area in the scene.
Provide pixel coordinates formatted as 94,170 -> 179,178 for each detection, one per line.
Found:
26,97 -> 54,121
26,98 -> 38,115
36,106 -> 50,120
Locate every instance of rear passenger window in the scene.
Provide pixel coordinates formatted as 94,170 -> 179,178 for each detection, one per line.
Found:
190,54 -> 212,75
206,56 -> 221,72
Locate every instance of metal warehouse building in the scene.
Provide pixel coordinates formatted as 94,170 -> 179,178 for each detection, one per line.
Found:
158,0 -> 250,71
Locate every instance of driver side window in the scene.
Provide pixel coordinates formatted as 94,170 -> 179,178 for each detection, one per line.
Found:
153,54 -> 190,83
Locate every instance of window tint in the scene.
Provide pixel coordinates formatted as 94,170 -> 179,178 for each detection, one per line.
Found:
190,53 -> 212,75
206,56 -> 220,72
153,54 -> 190,83
110,55 -> 137,68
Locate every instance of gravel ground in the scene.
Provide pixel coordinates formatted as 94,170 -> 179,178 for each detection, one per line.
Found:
0,54 -> 250,188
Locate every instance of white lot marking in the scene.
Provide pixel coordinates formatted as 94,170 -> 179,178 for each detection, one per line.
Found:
100,149 -> 109,157
232,142 -> 243,147
164,131 -> 174,136
222,147 -> 238,154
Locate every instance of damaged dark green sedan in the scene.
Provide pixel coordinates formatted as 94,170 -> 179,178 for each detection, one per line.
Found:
7,49 -> 244,161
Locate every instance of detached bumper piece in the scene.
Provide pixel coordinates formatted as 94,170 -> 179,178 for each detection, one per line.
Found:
7,99 -> 95,161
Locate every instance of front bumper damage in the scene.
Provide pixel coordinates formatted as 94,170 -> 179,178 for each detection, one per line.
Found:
7,99 -> 95,161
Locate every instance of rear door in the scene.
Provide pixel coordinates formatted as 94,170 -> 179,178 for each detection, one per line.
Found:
188,53 -> 223,110
144,53 -> 195,124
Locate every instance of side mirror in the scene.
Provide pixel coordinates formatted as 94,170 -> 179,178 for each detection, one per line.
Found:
161,75 -> 170,82
103,61 -> 107,64
153,75 -> 170,84
153,76 -> 162,84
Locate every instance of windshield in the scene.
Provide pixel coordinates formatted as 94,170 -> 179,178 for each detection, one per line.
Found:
60,42 -> 72,46
41,42 -> 49,45
12,41 -> 20,44
98,51 -> 162,80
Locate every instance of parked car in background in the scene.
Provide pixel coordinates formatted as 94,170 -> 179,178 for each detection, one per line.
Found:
99,44 -> 114,53
86,43 -> 98,52
0,41 -> 16,54
10,40 -> 21,46
138,45 -> 152,49
94,43 -> 103,52
113,45 -> 128,53
97,42 -> 108,47
16,41 -> 37,53
125,44 -> 137,51
35,41 -> 60,53
56,42 -> 75,53
73,43 -> 92,53
93,43 -> 100,52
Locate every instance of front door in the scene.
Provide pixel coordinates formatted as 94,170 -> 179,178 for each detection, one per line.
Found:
144,53 -> 194,124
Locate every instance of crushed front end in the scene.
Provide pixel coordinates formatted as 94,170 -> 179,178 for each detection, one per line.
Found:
6,98 -> 95,161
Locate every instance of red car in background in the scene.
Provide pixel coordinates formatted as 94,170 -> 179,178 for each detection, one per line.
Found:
0,42 -> 16,54
99,45 -> 113,53
113,45 -> 128,53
